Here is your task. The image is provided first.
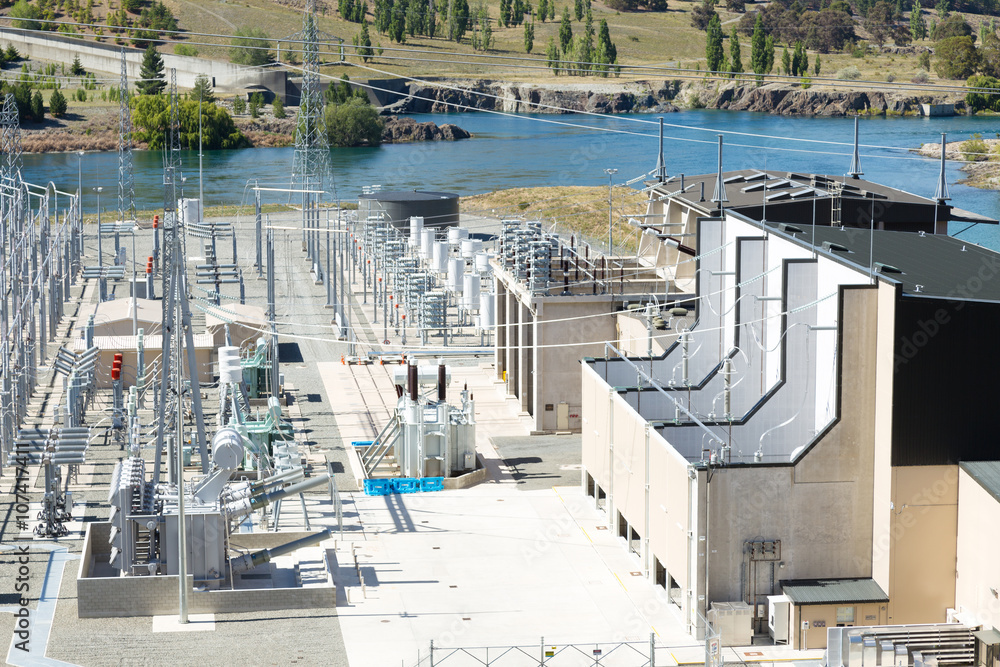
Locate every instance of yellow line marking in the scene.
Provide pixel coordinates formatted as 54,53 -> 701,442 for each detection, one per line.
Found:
581,527 -> 592,543
614,573 -> 627,591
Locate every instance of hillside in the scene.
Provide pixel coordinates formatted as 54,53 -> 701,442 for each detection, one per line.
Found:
1,0 -> 996,100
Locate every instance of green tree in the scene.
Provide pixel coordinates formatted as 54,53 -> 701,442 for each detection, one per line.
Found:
232,96 -> 246,115
248,91 -> 264,118
49,89 -> 67,117
559,6 -> 573,52
576,8 -> 594,73
750,14 -> 767,82
966,74 -> 1000,112
354,19 -> 374,62
764,34 -> 774,73
524,20 -> 535,52
931,13 -> 972,42
597,18 -> 616,68
136,44 -> 165,96
326,97 -> 384,146
728,27 -> 743,77
6,45 -> 20,62
706,13 -> 724,73
230,27 -> 273,66
10,0 -> 43,31
691,0 -> 716,30
934,35 -> 978,78
781,45 -> 791,74
132,96 -> 250,150
501,0 -> 511,25
792,40 -> 807,75
935,0 -> 948,16
192,74 -> 215,104
910,0 -> 926,40
70,55 -> 85,76
574,0 -> 583,20
546,36 -> 561,74
548,0 -> 555,19
814,52 -> 821,74
273,96 -> 286,118
864,0 -> 894,46
448,0 -> 470,42
30,90 -> 43,122
538,0 -> 548,21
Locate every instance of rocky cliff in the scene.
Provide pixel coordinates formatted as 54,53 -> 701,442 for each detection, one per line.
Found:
381,77 -> 962,118
382,79 -> 682,115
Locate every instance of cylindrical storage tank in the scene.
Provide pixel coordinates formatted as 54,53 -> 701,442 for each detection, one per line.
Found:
474,251 -> 492,274
462,273 -> 481,309
432,242 -> 448,273
479,292 -> 495,328
356,191 -> 460,234
409,216 -> 424,247
447,227 -> 469,246
461,238 -> 483,259
420,228 -> 435,258
447,258 -> 464,292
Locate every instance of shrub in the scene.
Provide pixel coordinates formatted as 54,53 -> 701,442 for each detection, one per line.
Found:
232,97 -> 246,115
836,65 -> 862,79
325,97 -> 384,147
272,96 -> 286,119
934,36 -> 978,79
911,68 -> 930,83
75,88 -> 87,102
174,44 -> 199,57
230,27 -> 272,66
961,133 -> 988,161
966,75 -> 1000,112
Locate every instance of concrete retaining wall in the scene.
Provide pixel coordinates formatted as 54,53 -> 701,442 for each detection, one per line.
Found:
0,28 -> 288,98
78,522 -> 336,617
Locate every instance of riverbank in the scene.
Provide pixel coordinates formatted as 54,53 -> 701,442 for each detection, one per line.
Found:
18,105 -> 471,153
916,138 -> 1000,190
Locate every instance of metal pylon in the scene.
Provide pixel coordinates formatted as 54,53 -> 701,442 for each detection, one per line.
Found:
168,68 -> 181,171
290,0 -> 332,198
0,94 -> 22,184
117,48 -> 136,224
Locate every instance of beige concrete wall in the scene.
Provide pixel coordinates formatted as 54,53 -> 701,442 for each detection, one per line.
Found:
955,468 -> 1000,629
886,465 -> 958,624
535,299 -> 617,431
705,287 -> 879,604
792,601 -> 886,649
871,282 -> 897,594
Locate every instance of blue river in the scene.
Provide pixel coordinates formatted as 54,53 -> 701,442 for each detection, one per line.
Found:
21,109 -> 1000,247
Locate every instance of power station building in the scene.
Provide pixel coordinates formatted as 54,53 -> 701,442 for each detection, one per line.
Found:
570,170 -> 1000,648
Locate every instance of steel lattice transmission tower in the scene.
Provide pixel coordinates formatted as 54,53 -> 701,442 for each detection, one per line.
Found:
290,0 -> 333,197
0,93 -> 23,184
117,48 -> 136,224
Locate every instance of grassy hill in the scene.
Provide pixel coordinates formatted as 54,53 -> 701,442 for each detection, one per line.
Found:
0,0 -> 990,96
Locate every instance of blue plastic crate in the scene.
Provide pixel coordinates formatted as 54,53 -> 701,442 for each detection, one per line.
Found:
351,440 -> 374,447
419,477 -> 444,493
363,478 -> 391,496
391,478 -> 420,494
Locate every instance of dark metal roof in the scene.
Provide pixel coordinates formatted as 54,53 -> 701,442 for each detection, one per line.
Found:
357,190 -> 458,202
960,461 -> 1000,504
780,578 -> 889,605
763,223 -> 1000,303
648,170 -> 997,225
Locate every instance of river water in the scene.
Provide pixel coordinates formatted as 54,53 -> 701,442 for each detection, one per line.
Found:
22,109 -> 1000,247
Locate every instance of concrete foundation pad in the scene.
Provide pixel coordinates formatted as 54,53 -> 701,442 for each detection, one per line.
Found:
151,613 -> 217,633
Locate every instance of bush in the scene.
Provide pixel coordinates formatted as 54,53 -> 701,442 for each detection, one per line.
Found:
174,44 -> 199,57
10,0 -> 42,31
836,65 -> 862,79
961,133 -> 988,161
49,89 -> 67,117
30,90 -> 44,122
75,88 -> 87,102
272,96 -> 286,119
919,50 -> 931,70
325,97 -> 384,147
232,97 -> 246,115
966,75 -> 1000,112
911,68 -> 930,83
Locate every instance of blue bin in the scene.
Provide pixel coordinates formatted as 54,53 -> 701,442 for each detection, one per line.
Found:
420,477 -> 444,493
351,440 -> 374,447
391,478 -> 420,494
363,478 -> 391,496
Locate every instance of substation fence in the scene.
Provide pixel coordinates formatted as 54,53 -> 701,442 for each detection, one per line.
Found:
412,635 -> 679,667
